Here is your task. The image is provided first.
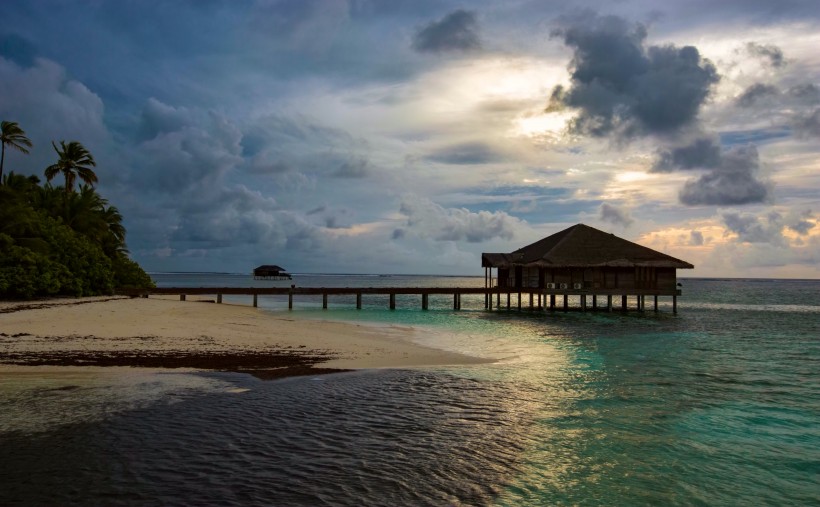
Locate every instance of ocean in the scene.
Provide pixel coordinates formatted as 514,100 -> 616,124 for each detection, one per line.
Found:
1,274 -> 818,506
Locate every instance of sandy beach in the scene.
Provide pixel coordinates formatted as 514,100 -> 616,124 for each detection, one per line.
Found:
0,296 -> 491,379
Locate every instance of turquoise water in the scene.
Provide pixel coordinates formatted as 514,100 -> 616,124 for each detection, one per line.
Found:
1,275 -> 818,505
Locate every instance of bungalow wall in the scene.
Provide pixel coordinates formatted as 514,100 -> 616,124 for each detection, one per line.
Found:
496,266 -> 678,290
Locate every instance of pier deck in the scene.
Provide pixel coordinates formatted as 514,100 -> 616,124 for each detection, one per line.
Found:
117,287 -> 681,313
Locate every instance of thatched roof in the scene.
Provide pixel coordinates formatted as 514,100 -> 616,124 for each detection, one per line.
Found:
482,224 -> 694,269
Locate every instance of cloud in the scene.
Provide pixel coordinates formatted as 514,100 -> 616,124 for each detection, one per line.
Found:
240,114 -> 370,177
426,141 -> 504,165
599,202 -> 633,227
133,105 -> 243,193
736,83 -> 779,108
792,108 -> 820,138
0,56 -> 108,173
398,195 -> 520,243
653,138 -> 771,206
722,211 -> 785,245
689,230 -> 704,246
334,157 -> 370,178
136,98 -> 191,141
746,42 -> 786,68
412,9 -> 481,54
785,209 -> 816,235
788,84 -> 820,104
549,13 -> 719,139
679,145 -> 771,205
652,137 -> 721,172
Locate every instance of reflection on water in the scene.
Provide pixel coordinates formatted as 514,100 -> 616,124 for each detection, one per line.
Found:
0,368 -> 233,434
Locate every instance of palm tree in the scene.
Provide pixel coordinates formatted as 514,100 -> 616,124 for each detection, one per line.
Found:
0,121 -> 33,185
44,140 -> 97,194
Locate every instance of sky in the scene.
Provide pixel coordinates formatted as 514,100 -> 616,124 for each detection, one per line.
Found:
1,0 -> 819,278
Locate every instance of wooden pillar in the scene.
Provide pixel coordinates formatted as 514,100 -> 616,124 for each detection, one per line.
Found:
356,292 -> 362,310
389,293 -> 396,310
550,294 -> 555,311
529,292 -> 534,310
654,295 -> 658,312
322,293 -> 328,309
507,292 -> 511,310
253,294 -> 258,308
422,293 -> 429,310
563,294 -> 568,312
288,291 -> 293,310
517,291 -> 522,311
621,295 -> 627,311
538,293 -> 542,308
582,295 -> 587,312
180,294 -> 186,301
496,290 -> 501,309
607,295 -> 612,312
453,293 -> 461,310
592,295 -> 597,310
673,295 -> 678,314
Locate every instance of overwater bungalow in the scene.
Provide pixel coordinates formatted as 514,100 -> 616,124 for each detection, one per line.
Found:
481,223 -> 694,311
253,265 -> 292,280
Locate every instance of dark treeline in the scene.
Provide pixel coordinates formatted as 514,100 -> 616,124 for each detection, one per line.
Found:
0,121 -> 154,299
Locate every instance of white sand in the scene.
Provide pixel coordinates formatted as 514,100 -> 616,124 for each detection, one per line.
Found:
0,296 -> 491,373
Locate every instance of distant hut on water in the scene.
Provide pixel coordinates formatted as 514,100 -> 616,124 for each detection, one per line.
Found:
253,265 -> 292,280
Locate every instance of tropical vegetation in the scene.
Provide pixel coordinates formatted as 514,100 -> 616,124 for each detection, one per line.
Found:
0,121 -> 154,299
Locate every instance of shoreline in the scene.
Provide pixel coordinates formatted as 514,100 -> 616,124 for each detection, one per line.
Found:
0,296 -> 492,380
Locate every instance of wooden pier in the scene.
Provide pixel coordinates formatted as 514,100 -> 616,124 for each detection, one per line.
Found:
117,286 -> 681,313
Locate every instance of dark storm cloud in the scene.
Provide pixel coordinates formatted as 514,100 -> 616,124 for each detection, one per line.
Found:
652,137 -> 721,172
653,138 -> 772,206
549,12 -> 719,139
736,83 -> 779,108
412,9 -> 481,53
426,141 -> 504,165
136,98 -> 191,141
678,145 -> 771,205
689,230 -> 704,246
599,203 -> 633,227
746,42 -> 786,68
